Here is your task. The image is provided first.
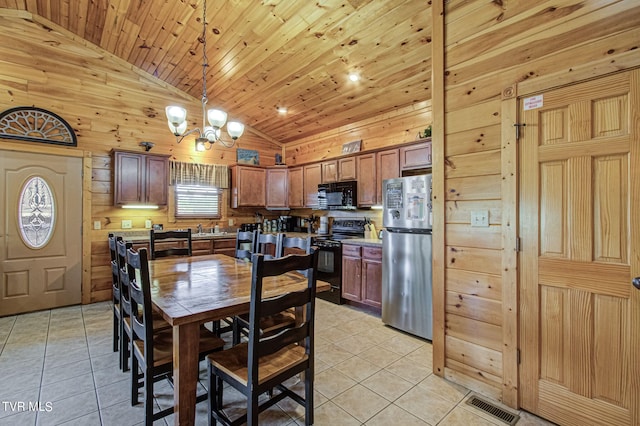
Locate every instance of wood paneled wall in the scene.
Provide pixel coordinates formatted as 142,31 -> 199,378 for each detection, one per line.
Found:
284,101 -> 432,165
435,0 -> 640,407
0,13 -> 280,302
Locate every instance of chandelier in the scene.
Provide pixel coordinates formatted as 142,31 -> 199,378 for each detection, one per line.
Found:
165,0 -> 244,150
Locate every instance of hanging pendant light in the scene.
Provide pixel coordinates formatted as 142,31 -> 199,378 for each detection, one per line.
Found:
165,0 -> 244,150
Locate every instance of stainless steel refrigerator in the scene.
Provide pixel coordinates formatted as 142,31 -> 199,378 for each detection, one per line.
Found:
381,174 -> 433,340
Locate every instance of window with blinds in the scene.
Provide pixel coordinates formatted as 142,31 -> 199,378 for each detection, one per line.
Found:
175,184 -> 221,218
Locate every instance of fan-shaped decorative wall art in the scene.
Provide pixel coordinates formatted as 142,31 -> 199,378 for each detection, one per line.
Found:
0,107 -> 77,147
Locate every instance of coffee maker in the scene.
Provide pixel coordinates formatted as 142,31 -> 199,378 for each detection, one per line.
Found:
278,216 -> 296,232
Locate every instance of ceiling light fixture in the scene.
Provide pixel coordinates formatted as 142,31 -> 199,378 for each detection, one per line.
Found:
277,106 -> 288,114
348,73 -> 360,82
165,0 -> 244,150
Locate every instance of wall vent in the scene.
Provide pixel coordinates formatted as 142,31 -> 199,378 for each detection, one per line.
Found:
465,395 -> 520,425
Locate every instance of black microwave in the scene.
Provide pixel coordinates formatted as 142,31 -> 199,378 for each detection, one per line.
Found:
317,181 -> 357,210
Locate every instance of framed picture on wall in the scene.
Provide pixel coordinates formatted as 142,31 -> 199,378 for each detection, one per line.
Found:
237,148 -> 260,165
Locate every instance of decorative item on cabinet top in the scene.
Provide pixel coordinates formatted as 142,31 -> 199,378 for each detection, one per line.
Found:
237,148 -> 260,165
418,125 -> 432,139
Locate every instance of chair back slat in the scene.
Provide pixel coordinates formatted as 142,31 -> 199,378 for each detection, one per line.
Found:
235,229 -> 257,260
109,234 -> 121,301
116,239 -> 133,316
255,231 -> 283,260
126,247 -> 156,364
247,249 -> 318,383
150,229 -> 192,259
278,235 -> 311,257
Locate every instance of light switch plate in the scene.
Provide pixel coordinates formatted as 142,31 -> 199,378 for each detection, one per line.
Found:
122,219 -> 132,229
471,210 -> 489,227
145,220 -> 152,229
93,221 -> 101,230
228,219 -> 234,226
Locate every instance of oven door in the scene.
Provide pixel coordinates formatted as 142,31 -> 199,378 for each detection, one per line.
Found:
315,245 -> 344,304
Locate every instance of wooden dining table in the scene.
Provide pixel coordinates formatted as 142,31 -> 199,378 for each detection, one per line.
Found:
147,253 -> 329,426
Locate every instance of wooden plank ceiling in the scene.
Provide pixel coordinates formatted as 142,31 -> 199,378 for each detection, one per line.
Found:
0,0 -> 431,144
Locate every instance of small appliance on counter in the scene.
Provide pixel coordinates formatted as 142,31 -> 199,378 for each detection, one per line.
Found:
318,216 -> 330,235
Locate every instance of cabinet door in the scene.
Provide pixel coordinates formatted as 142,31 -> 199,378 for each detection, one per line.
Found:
376,149 -> 399,204
287,166 -> 304,208
213,238 -> 236,257
192,239 -> 212,256
266,168 -> 288,208
321,160 -> 338,183
341,245 -> 362,302
114,151 -> 144,204
232,166 -> 266,207
356,153 -> 376,207
338,157 -> 357,181
303,163 -> 322,207
399,141 -> 432,170
145,156 -> 168,205
362,247 -> 382,308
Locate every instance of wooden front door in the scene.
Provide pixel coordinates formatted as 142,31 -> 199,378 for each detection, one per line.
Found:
519,69 -> 640,425
0,150 -> 82,316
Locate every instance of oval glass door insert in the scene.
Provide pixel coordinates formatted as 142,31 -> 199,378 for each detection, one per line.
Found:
18,176 -> 56,249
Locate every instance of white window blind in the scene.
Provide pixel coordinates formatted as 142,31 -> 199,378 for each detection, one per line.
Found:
175,184 -> 221,218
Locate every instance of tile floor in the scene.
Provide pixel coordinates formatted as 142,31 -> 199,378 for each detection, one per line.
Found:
0,300 -> 555,425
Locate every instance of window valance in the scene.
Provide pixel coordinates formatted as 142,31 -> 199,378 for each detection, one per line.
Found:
169,161 -> 229,189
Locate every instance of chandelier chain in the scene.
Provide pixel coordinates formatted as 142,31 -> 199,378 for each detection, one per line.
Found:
201,0 -> 208,105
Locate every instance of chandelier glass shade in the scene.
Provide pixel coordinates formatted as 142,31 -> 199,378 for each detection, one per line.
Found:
165,0 -> 244,150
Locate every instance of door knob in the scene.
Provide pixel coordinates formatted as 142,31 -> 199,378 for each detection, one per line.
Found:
633,277 -> 640,290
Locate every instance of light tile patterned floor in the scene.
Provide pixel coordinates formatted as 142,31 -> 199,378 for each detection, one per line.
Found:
0,300 -> 556,425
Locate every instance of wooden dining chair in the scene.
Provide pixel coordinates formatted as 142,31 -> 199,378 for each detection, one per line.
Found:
255,230 -> 283,260
207,249 -> 319,426
116,239 -> 170,373
150,229 -> 192,260
235,229 -> 257,260
233,232 -> 295,345
126,246 -> 225,425
109,234 -> 123,368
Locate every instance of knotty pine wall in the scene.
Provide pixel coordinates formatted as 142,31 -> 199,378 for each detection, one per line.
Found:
432,0 -> 640,408
0,13 -> 281,302
284,101 -> 432,165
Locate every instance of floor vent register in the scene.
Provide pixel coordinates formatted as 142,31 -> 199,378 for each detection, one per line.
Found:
465,395 -> 520,425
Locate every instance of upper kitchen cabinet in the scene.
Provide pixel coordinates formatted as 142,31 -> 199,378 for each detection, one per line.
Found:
399,140 -> 432,171
356,153 -> 376,207
303,163 -> 322,208
322,158 -> 357,183
321,160 -> 338,183
287,166 -> 304,208
338,157 -> 357,181
265,167 -> 288,209
113,150 -> 169,206
231,165 -> 266,207
376,148 -> 400,204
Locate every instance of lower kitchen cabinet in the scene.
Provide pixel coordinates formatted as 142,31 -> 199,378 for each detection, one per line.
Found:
341,244 -> 382,309
212,238 -> 236,257
192,239 -> 213,256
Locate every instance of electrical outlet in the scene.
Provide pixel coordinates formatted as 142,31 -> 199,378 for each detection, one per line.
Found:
471,210 -> 489,227
93,221 -> 101,230
228,219 -> 234,226
121,220 -> 132,229
145,220 -> 152,229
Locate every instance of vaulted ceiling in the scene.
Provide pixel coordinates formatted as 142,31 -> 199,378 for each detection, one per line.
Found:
0,0 -> 431,143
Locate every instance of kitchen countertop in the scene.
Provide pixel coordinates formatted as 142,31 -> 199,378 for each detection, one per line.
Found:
115,230 -> 320,243
342,238 -> 383,247
114,231 -> 237,243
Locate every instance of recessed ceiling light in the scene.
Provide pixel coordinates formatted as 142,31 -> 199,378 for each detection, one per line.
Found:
348,73 -> 360,82
277,106 -> 288,114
